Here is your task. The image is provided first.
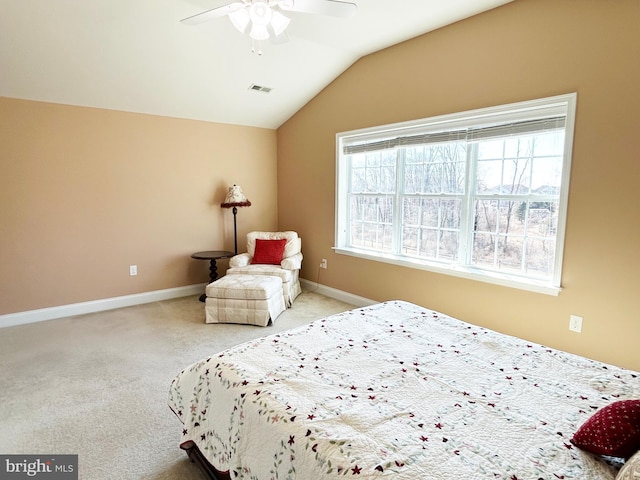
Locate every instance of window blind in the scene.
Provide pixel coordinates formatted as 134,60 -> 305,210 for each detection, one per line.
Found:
343,116 -> 566,155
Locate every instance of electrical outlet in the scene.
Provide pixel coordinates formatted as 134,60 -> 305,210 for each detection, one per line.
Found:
320,259 -> 327,269
569,314 -> 582,333
130,265 -> 138,276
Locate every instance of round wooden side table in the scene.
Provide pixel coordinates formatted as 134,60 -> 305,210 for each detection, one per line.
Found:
191,250 -> 235,302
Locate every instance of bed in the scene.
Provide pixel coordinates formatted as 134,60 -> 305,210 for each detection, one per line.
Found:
168,300 -> 640,479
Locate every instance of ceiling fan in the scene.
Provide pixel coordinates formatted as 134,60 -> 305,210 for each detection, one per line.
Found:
181,0 -> 357,46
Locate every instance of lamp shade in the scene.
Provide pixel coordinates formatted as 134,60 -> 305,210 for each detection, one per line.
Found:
270,9 -> 290,36
250,23 -> 270,41
229,7 -> 251,33
221,184 -> 251,208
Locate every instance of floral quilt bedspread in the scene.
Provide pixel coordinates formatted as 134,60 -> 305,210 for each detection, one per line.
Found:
168,300 -> 639,479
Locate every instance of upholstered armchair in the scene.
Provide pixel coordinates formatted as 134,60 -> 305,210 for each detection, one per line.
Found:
227,231 -> 302,307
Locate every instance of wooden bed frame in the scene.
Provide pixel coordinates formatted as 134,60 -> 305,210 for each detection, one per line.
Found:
182,441 -> 230,480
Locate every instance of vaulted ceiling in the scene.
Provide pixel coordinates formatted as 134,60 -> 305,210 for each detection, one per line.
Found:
0,0 -> 513,129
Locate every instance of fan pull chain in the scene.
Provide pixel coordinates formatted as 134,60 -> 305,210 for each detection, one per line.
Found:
251,39 -> 263,56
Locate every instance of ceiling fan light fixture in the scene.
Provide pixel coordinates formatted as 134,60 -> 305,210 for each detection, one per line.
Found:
181,0 -> 358,53
249,22 -> 270,41
249,2 -> 272,26
229,7 -> 251,33
270,9 -> 290,37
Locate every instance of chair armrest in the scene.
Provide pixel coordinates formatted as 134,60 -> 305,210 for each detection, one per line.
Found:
281,252 -> 303,270
229,253 -> 251,268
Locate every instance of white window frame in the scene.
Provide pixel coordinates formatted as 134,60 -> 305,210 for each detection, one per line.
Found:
334,94 -> 577,295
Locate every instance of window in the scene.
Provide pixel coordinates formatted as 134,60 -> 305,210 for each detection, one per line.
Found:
335,94 -> 577,295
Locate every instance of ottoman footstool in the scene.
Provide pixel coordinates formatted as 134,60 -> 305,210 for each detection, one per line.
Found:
204,274 -> 285,326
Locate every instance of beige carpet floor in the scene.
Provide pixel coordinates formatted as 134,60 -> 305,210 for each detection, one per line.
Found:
0,290 -> 354,479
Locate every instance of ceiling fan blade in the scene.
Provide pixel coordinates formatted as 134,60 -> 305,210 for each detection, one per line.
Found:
278,0 -> 357,18
181,2 -> 245,25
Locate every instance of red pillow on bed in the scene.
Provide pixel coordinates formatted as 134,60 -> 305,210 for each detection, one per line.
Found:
251,239 -> 287,265
571,400 -> 640,459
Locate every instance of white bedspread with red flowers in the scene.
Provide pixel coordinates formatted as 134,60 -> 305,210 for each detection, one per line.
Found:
168,300 -> 639,479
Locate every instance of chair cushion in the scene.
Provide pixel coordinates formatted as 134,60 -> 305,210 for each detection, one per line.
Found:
227,266 -> 292,282
206,274 -> 283,300
247,231 -> 300,259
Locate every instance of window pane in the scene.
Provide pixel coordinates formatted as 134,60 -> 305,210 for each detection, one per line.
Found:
520,200 -> 558,277
350,152 -> 396,194
403,198 -> 463,230
437,199 -> 461,229
525,237 -> 556,277
472,232 -> 497,268
524,200 -> 558,237
501,158 -> 531,195
472,233 -> 524,272
417,229 -> 437,258
474,199 -> 498,232
476,137 -> 540,194
533,131 -> 565,157
530,157 -> 563,192
403,143 -> 466,194
497,235 -> 524,272
402,226 -> 420,256
438,230 -> 458,261
476,160 -> 503,194
505,137 -> 533,159
349,195 -> 393,252
473,197 -> 559,277
497,200 -> 519,234
473,206 -> 522,272
419,199 -> 439,227
477,140 -> 503,160
402,197 -> 460,262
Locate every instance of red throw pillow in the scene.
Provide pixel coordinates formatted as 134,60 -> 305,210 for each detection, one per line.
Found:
571,400 -> 640,459
251,239 -> 287,265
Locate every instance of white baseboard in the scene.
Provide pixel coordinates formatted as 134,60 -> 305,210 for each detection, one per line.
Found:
0,281 -> 372,329
300,278 -> 376,308
0,284 -> 207,328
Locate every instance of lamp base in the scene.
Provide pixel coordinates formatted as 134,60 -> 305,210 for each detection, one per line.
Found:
232,206 -> 238,255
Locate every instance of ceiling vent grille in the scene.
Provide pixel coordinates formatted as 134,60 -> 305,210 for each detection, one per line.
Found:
249,84 -> 272,93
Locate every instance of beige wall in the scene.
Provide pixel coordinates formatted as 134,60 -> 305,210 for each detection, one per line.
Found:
0,97 -> 277,315
277,0 -> 640,370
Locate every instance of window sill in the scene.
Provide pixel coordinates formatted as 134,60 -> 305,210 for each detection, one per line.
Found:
333,247 -> 562,296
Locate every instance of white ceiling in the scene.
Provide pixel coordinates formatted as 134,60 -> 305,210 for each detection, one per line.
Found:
0,0 -> 513,129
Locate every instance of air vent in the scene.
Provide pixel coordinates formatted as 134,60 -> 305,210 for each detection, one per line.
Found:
249,84 -> 272,93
